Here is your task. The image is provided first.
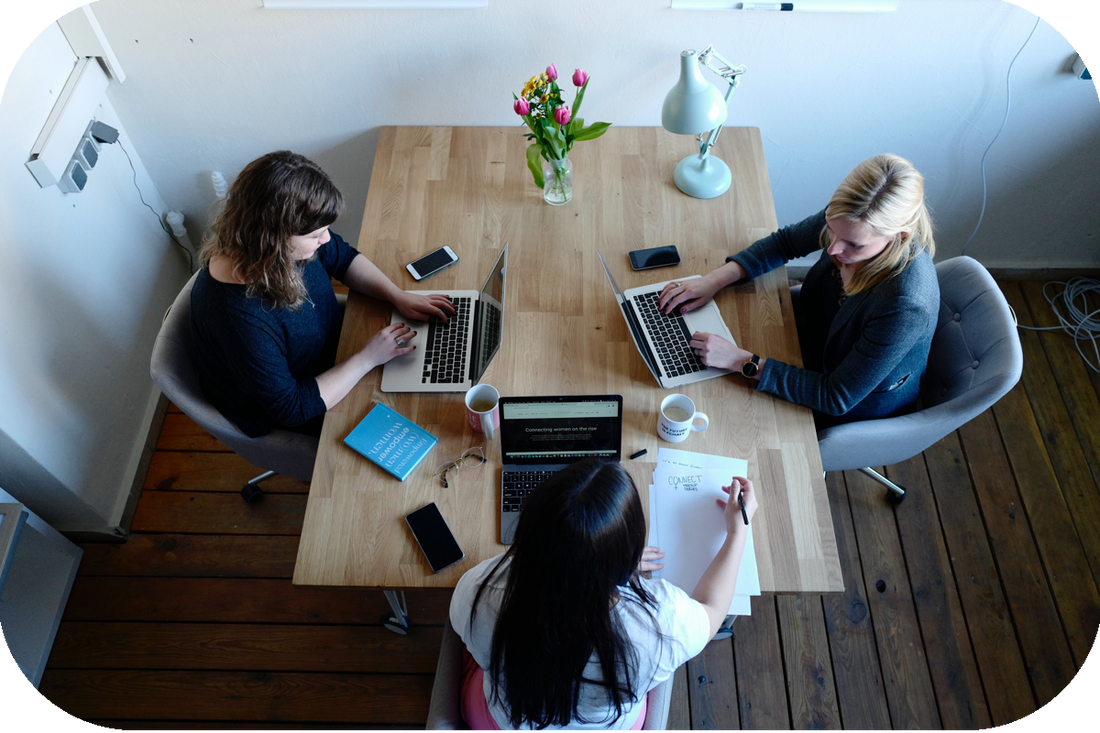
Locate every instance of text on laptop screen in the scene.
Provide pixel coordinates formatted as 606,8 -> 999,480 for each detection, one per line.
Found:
501,400 -> 621,461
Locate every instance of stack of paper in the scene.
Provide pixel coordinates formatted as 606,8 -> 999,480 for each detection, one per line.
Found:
647,447 -> 761,616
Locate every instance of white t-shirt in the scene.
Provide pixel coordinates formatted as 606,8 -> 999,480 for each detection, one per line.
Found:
449,554 -> 711,730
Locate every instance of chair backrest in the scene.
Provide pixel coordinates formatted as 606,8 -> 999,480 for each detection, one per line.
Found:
149,272 -> 319,482
921,256 -> 1023,412
425,619 -> 674,729
817,256 -> 1023,472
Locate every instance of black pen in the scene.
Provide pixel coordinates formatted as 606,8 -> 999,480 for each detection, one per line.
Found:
738,491 -> 749,525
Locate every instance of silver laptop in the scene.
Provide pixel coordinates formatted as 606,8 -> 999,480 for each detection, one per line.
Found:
498,395 -> 624,544
381,244 -> 508,393
596,250 -> 735,389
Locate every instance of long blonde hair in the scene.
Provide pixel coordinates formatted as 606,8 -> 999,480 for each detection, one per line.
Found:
201,151 -> 344,309
819,154 -> 935,295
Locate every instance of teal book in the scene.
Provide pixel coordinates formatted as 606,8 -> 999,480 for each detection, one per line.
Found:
344,402 -> 439,481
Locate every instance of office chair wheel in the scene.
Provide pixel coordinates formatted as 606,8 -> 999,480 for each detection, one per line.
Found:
382,615 -> 410,635
886,488 -> 906,506
240,483 -> 264,504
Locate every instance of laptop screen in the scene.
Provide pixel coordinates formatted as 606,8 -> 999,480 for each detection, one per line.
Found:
469,244 -> 508,385
499,395 -> 624,464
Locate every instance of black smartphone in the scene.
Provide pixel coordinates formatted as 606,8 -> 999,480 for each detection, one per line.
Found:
629,245 -> 681,271
405,502 -> 465,573
406,246 -> 459,281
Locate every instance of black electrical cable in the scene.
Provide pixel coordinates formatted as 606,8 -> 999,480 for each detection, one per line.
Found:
116,138 -> 195,273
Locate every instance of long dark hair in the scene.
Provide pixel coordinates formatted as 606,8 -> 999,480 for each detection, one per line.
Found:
201,150 -> 344,309
472,458 -> 659,728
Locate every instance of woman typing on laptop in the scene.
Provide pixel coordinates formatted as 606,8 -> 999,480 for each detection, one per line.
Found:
659,154 -> 939,427
450,458 -> 757,729
190,151 -> 455,437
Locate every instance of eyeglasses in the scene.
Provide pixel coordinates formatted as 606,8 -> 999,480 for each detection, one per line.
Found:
435,447 -> 486,488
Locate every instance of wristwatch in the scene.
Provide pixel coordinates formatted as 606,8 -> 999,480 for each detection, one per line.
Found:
740,354 -> 761,378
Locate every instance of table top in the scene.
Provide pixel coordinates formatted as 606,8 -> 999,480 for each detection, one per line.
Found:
292,126 -> 843,594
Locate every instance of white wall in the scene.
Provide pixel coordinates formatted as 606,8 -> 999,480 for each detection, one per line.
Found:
0,18 -> 188,533
76,0 -> 1100,269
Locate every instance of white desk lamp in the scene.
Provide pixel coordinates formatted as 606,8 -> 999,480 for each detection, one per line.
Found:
661,46 -> 747,199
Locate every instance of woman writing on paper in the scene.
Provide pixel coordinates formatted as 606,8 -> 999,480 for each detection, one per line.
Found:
658,154 -> 938,427
191,151 -> 455,437
449,458 -> 757,729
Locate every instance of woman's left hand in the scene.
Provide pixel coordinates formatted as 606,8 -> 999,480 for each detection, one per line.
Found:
392,292 -> 457,323
639,546 -> 666,574
690,332 -> 747,371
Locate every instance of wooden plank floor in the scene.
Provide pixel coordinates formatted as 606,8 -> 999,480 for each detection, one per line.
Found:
38,278 -> 1100,729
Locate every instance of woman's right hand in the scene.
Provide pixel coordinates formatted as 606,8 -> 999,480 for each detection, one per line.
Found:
658,261 -> 747,315
717,477 -> 757,536
358,322 -> 416,370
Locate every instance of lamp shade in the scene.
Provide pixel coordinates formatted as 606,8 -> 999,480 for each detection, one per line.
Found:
661,49 -> 728,135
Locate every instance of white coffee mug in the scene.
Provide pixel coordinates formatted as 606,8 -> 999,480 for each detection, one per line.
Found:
465,384 -> 500,440
657,394 -> 709,443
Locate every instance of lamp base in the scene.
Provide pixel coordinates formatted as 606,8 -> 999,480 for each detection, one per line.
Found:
673,154 -> 732,199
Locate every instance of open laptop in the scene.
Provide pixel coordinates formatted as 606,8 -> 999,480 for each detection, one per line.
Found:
498,395 -> 624,544
381,244 -> 508,393
596,250 -> 735,389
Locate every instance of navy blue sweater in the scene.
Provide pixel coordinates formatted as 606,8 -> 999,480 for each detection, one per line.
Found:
190,233 -> 360,437
729,210 -> 939,424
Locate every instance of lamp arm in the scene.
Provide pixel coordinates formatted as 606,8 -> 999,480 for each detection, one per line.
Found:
694,45 -> 747,160
697,75 -> 742,159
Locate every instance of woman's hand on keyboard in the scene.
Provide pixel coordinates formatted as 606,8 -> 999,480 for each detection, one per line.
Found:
360,322 -> 417,369
689,331 -> 745,371
392,291 -> 457,323
659,261 -> 748,315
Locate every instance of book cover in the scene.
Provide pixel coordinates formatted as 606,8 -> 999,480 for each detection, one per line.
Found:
344,402 -> 439,481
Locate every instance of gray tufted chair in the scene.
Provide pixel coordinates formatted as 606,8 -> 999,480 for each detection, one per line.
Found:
150,271 -> 345,502
815,256 -> 1023,503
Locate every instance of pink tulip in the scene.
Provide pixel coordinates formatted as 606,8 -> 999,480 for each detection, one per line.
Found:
546,63 -> 558,82
572,68 -> 588,87
555,105 -> 571,126
514,97 -> 530,116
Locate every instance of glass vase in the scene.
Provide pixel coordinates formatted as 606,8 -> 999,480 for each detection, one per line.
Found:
542,156 -> 573,206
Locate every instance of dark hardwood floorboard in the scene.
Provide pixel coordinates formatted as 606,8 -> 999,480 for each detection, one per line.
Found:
36,279 -> 1098,729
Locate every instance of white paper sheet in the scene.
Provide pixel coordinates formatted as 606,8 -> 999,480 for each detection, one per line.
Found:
647,448 -> 760,615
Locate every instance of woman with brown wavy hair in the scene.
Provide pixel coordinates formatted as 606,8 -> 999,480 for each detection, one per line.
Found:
659,154 -> 939,427
190,150 -> 454,437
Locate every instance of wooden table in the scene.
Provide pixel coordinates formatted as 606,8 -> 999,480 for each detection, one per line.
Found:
293,126 -> 843,596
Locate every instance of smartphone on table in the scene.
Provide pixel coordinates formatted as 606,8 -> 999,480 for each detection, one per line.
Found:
407,246 -> 459,281
629,245 -> 681,271
405,502 -> 465,573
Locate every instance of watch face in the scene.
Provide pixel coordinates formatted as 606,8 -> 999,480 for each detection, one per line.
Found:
741,356 -> 760,378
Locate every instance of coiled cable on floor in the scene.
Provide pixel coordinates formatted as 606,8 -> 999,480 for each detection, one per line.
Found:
1016,278 -> 1100,372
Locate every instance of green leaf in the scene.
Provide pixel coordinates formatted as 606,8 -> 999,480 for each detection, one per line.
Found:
526,143 -> 545,188
572,78 -> 589,118
573,121 -> 611,141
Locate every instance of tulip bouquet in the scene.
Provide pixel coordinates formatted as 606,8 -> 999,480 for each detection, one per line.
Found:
513,64 -> 610,201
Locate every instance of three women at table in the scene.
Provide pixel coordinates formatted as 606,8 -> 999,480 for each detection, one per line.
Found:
659,153 -> 939,426
190,150 -> 455,437
450,458 -> 758,729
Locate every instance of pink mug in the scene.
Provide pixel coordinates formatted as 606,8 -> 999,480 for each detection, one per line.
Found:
465,384 -> 500,439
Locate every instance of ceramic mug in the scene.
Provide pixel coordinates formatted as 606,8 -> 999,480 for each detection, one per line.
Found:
657,394 -> 709,443
465,384 -> 500,440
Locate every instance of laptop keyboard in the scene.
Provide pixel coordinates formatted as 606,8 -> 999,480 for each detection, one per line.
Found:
423,297 -> 471,384
501,469 -> 558,514
633,291 -> 707,378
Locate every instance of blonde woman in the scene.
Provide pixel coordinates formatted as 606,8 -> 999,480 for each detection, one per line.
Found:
191,151 -> 455,437
659,154 -> 938,426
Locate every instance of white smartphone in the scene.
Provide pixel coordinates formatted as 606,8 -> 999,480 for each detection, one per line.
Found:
406,246 -> 459,281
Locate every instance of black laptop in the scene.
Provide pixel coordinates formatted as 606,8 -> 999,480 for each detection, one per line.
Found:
498,395 -> 624,544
